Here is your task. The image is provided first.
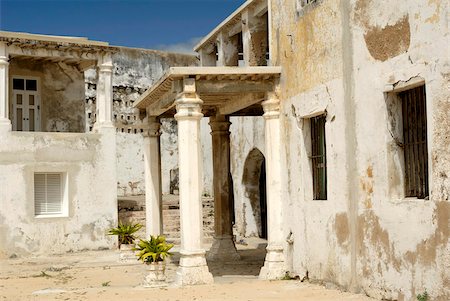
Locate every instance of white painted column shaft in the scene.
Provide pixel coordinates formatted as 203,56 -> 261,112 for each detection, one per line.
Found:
174,78 -> 213,286
95,53 -> 114,129
0,42 -> 11,131
259,91 -> 285,279
143,117 -> 162,237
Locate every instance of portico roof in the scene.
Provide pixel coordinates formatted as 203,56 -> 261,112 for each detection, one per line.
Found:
0,31 -> 117,70
134,66 -> 281,117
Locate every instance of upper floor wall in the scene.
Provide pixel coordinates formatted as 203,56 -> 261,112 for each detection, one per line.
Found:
195,0 -> 270,67
9,57 -> 86,133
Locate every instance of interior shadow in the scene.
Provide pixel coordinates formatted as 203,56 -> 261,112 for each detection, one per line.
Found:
206,243 -> 267,277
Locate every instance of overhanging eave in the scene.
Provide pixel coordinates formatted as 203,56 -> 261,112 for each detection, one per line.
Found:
134,66 -> 281,117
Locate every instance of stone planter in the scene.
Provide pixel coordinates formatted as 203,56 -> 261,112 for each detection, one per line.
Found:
143,261 -> 167,287
118,244 -> 136,263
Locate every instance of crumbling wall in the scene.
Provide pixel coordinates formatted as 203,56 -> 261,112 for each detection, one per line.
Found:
84,47 -> 208,197
0,129 -> 117,257
350,0 -> 449,300
271,0 -> 449,300
230,116 -> 265,238
9,58 -> 85,132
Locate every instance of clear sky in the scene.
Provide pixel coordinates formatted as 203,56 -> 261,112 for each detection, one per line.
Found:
0,0 -> 245,53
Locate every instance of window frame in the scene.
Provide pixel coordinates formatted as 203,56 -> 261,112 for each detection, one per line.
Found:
11,75 -> 41,132
34,172 -> 69,218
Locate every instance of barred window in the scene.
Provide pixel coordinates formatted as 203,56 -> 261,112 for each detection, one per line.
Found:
399,85 -> 429,198
311,115 -> 327,200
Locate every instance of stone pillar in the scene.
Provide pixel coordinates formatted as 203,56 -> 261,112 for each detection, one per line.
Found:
143,116 -> 162,237
174,78 -> 213,286
199,49 -> 216,67
216,31 -> 239,67
0,42 -> 11,131
259,91 -> 285,279
94,53 -> 114,130
242,9 -> 268,66
207,115 -> 240,261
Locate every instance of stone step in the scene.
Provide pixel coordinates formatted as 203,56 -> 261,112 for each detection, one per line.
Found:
119,194 -> 215,246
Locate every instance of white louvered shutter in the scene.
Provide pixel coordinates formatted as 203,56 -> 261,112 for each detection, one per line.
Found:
34,173 -> 62,215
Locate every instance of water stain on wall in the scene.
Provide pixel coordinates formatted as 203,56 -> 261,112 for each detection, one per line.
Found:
335,212 -> 350,249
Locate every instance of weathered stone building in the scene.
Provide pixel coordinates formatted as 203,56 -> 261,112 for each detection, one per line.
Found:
0,31 -> 197,256
134,0 -> 449,299
0,0 -> 448,299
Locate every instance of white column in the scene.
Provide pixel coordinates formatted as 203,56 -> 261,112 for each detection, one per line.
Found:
0,42 -> 11,131
143,116 -> 162,237
259,90 -> 285,279
174,78 -> 213,286
94,53 -> 114,130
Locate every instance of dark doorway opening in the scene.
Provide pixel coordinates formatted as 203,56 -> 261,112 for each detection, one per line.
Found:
242,148 -> 268,239
259,159 -> 267,239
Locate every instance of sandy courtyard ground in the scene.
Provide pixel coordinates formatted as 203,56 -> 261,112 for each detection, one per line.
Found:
0,240 -> 375,301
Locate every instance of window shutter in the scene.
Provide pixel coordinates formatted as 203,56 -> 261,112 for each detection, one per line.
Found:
46,174 -> 62,214
34,174 -> 46,215
34,173 -> 62,215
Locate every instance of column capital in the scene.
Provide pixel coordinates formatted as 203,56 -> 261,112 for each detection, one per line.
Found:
174,78 -> 203,121
262,91 -> 280,119
97,52 -> 113,73
0,56 -> 9,66
209,115 -> 231,134
142,117 -> 161,138
97,63 -> 113,73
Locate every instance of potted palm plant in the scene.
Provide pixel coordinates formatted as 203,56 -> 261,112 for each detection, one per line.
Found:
134,235 -> 174,287
107,222 -> 142,262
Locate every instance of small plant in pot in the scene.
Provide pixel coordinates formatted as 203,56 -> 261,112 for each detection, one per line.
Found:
107,222 -> 142,262
134,235 -> 174,287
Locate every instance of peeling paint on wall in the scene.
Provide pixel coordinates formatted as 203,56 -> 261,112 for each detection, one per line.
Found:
364,16 -> 411,62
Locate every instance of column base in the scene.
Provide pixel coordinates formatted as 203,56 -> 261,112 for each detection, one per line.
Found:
93,122 -> 115,132
0,118 -> 11,132
259,245 -> 285,280
207,235 -> 240,261
175,250 -> 213,286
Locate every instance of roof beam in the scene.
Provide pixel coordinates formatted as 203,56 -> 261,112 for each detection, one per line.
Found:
196,79 -> 273,94
145,91 -> 177,116
218,93 -> 264,115
252,0 -> 268,17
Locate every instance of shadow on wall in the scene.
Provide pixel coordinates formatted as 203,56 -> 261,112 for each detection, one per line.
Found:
242,148 -> 267,239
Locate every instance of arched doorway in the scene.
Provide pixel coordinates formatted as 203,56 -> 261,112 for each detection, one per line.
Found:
242,148 -> 267,239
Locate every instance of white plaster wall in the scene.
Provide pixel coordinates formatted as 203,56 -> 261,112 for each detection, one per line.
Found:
85,48 -> 202,196
349,1 -> 450,299
230,116 -> 265,238
268,0 -> 450,299
160,118 -> 179,195
116,132 -> 145,196
0,130 -> 117,257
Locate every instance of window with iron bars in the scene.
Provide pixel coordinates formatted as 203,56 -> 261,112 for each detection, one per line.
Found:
399,85 -> 429,199
311,115 -> 327,200
296,0 -> 317,10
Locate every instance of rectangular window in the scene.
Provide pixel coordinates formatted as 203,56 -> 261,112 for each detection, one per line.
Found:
311,115 -> 327,200
34,173 -> 65,216
399,85 -> 429,198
